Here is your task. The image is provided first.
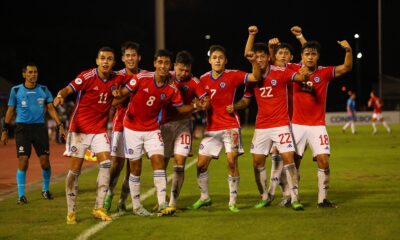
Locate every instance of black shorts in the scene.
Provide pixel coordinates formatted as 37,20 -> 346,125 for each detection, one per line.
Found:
15,123 -> 49,158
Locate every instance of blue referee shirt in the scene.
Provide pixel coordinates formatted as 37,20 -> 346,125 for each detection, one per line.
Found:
347,97 -> 356,113
7,84 -> 54,124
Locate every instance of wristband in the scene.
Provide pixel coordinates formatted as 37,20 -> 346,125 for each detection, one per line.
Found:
296,34 -> 303,39
57,94 -> 63,98
193,103 -> 197,110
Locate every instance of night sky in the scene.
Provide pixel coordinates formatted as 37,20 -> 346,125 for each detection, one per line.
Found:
0,0 -> 398,112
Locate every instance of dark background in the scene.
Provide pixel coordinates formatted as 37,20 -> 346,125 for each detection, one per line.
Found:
0,0 -> 398,115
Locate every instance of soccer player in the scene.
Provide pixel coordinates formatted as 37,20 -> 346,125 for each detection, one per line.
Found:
160,50 -> 209,210
53,46 -> 130,224
342,92 -> 357,134
104,41 -> 147,212
115,49 -> 204,217
229,26 -> 308,210
368,90 -> 391,134
190,39 -> 262,212
291,39 -> 353,208
1,63 -> 65,205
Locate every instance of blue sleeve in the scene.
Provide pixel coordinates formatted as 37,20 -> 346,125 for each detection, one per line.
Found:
7,87 -> 17,107
44,86 -> 54,103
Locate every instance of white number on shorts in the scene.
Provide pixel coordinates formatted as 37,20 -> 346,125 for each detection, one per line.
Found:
210,89 -> 217,99
146,96 -> 156,106
98,92 -> 108,104
278,133 -> 292,144
260,87 -> 273,97
319,134 -> 329,145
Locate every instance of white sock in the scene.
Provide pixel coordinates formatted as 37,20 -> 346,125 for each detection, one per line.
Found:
153,170 -> 167,205
197,171 -> 209,200
66,170 -> 80,213
382,121 -> 391,132
129,174 -> 141,209
254,167 -> 268,200
169,165 -> 185,206
318,168 -> 330,203
284,163 -> 300,202
350,122 -> 355,134
343,122 -> 350,130
95,160 -> 111,209
268,154 -> 283,197
228,175 -> 240,205
372,122 -> 377,132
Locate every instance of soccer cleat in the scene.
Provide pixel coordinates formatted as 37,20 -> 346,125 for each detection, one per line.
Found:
103,193 -> 113,211
157,203 -> 176,216
17,196 -> 28,205
317,199 -> 337,208
291,201 -> 304,211
372,130 -> 377,135
254,199 -> 272,209
42,190 -> 53,200
132,205 -> 153,217
228,204 -> 240,212
92,208 -> 112,221
279,198 -> 292,208
190,198 -> 212,209
117,200 -> 127,212
66,212 -> 77,224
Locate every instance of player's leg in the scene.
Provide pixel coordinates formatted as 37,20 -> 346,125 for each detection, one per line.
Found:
117,159 -> 131,211
315,154 -> 336,208
15,124 -> 32,205
268,146 -> 282,200
371,114 -> 378,134
380,117 -> 391,133
66,156 -> 84,224
33,124 -> 53,200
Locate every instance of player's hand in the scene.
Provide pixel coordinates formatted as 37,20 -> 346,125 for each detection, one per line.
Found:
53,95 -> 64,107
112,85 -> 122,98
299,66 -> 311,81
1,131 -> 8,145
248,25 -> 258,35
290,26 -> 302,37
337,40 -> 352,52
226,104 -> 234,114
268,38 -> 280,49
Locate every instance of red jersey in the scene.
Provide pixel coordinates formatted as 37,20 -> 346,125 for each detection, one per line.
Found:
291,65 -> 336,126
244,65 -> 297,129
111,68 -> 147,132
68,68 -> 129,134
161,72 -> 207,124
369,96 -> 382,113
200,70 -> 248,131
123,71 -> 184,131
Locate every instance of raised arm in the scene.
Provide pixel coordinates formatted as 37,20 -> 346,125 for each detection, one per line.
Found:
244,26 -> 258,57
290,26 -> 307,46
335,40 -> 353,78
268,38 -> 280,65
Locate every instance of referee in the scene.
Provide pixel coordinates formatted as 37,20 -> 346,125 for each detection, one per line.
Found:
1,63 -> 65,204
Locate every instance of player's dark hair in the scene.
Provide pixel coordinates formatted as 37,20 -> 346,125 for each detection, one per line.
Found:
302,41 -> 321,54
209,45 -> 226,57
275,42 -> 294,54
175,50 -> 194,66
154,49 -> 173,61
97,46 -> 115,56
252,42 -> 269,55
121,41 -> 140,55
22,62 -> 37,73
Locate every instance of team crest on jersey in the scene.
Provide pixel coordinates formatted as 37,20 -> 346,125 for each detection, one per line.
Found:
130,79 -> 137,86
128,149 -> 134,154
182,85 -> 190,91
160,93 -> 166,100
314,76 -> 320,83
37,98 -> 45,106
271,79 -> 277,86
219,82 -> 226,88
199,144 -> 204,150
75,78 -> 82,85
21,100 -> 27,107
71,146 -> 77,153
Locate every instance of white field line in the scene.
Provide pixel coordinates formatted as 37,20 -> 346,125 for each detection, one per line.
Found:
75,158 -> 198,240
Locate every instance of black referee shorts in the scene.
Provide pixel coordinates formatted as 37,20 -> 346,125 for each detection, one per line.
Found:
15,123 -> 50,158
